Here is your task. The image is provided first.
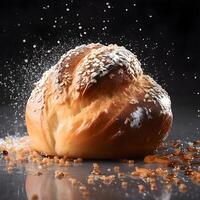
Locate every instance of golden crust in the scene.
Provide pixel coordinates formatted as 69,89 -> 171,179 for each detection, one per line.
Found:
25,43 -> 172,158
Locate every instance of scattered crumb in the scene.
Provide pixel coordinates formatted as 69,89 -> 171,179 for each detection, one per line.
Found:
144,155 -> 170,165
138,184 -> 145,193
0,136 -> 200,197
82,190 -> 90,197
31,194 -> 39,200
100,175 -> 115,185
74,158 -> 83,163
35,171 -> 42,176
128,160 -> 134,165
178,183 -> 187,193
69,178 -> 78,187
79,185 -> 87,191
54,171 -> 67,179
92,163 -> 101,175
114,166 -> 120,173
121,181 -> 128,189
118,172 -> 125,178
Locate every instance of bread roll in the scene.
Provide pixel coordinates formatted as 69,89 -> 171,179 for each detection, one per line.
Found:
25,43 -> 172,158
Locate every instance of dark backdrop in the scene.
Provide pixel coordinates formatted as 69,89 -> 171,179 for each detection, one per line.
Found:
0,0 -> 200,138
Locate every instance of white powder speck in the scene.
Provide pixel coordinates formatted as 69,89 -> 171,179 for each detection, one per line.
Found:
24,59 -> 28,63
130,107 -> 144,128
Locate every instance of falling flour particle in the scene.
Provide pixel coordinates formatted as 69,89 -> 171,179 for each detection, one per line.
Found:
130,107 -> 144,128
24,59 -> 28,63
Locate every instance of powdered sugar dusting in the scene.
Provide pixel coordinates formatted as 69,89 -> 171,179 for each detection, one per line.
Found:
29,43 -> 142,104
130,107 -> 144,128
28,43 -> 102,107
74,44 -> 143,92
158,95 -> 171,114
148,79 -> 172,115
0,136 -> 30,152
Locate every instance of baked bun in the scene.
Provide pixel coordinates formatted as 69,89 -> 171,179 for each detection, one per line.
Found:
26,43 -> 173,158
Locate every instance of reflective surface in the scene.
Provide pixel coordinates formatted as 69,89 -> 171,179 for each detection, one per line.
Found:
0,159 -> 200,200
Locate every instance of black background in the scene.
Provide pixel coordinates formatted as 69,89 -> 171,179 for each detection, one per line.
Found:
0,0 -> 200,137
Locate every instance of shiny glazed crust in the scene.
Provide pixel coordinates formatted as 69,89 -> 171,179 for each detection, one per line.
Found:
25,43 -> 173,158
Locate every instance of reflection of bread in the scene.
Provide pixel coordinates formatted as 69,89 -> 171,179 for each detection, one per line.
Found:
25,43 -> 173,158
25,174 -> 75,200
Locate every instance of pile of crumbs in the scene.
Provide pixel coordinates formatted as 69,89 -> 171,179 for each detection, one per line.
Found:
0,136 -> 200,199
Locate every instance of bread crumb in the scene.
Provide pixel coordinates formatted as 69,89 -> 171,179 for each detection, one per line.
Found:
74,158 -> 83,163
114,166 -> 120,173
55,171 -> 69,178
128,160 -> 134,165
36,171 -> 42,176
31,194 -> 39,200
79,185 -> 87,191
121,181 -> 128,189
138,184 -> 145,193
178,183 -> 187,193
